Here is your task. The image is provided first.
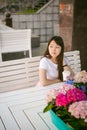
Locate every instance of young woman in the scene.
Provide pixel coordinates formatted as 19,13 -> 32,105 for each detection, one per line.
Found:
39,36 -> 74,86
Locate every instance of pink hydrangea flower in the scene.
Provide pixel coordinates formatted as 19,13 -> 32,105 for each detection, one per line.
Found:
56,93 -> 68,107
68,101 -> 87,122
46,84 -> 75,103
74,70 -> 87,83
57,84 -> 75,95
55,88 -> 86,107
46,88 -> 59,103
66,88 -> 87,103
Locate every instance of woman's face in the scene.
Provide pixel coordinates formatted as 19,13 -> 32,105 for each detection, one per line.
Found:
48,40 -> 61,58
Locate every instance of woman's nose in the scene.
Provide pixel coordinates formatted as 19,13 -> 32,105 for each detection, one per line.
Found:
53,47 -> 56,51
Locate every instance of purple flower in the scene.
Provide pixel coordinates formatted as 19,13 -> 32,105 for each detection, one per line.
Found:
81,85 -> 86,93
65,80 -> 74,85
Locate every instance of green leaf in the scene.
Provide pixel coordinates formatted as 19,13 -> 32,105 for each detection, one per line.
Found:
43,102 -> 54,113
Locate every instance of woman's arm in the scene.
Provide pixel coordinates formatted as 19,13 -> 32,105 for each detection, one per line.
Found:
63,57 -> 75,78
63,64 -> 75,78
39,69 -> 61,86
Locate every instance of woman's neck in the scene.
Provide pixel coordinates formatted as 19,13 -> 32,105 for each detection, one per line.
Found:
51,57 -> 57,64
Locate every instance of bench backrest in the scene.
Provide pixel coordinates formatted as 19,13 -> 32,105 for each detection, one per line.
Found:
64,50 -> 81,74
0,56 -> 41,92
0,29 -> 32,61
0,50 -> 81,92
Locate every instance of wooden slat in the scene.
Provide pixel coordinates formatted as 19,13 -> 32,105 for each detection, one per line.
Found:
0,58 -> 28,66
0,118 -> 5,130
0,105 -> 19,130
0,69 -> 26,77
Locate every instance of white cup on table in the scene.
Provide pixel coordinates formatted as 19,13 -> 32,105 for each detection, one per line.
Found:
62,70 -> 70,81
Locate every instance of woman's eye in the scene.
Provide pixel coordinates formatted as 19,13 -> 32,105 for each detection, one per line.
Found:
56,46 -> 59,48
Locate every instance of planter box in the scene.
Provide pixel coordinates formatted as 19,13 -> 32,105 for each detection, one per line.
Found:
50,110 -> 72,130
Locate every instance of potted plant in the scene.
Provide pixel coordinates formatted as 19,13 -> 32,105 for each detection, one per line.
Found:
43,84 -> 87,130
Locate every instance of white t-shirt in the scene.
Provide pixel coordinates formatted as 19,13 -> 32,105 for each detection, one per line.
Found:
39,57 -> 69,80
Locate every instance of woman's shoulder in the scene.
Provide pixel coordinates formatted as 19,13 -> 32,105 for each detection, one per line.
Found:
40,56 -> 51,65
40,57 -> 49,63
39,57 -> 49,69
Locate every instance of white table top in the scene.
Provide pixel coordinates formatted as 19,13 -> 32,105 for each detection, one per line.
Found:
0,23 -> 13,30
0,82 -> 64,130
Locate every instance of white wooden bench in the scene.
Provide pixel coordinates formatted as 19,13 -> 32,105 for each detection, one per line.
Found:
0,29 -> 32,62
0,50 -> 81,93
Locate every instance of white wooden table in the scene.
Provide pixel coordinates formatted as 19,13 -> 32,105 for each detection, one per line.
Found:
0,82 -> 64,130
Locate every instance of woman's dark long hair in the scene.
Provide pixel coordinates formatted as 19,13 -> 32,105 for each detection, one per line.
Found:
43,36 -> 64,81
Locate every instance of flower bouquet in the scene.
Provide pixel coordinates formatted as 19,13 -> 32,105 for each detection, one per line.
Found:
43,84 -> 87,130
66,70 -> 87,94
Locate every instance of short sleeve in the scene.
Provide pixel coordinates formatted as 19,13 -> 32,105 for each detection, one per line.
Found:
39,57 -> 48,70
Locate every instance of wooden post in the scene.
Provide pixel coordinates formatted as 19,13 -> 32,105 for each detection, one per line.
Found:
72,0 -> 87,70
